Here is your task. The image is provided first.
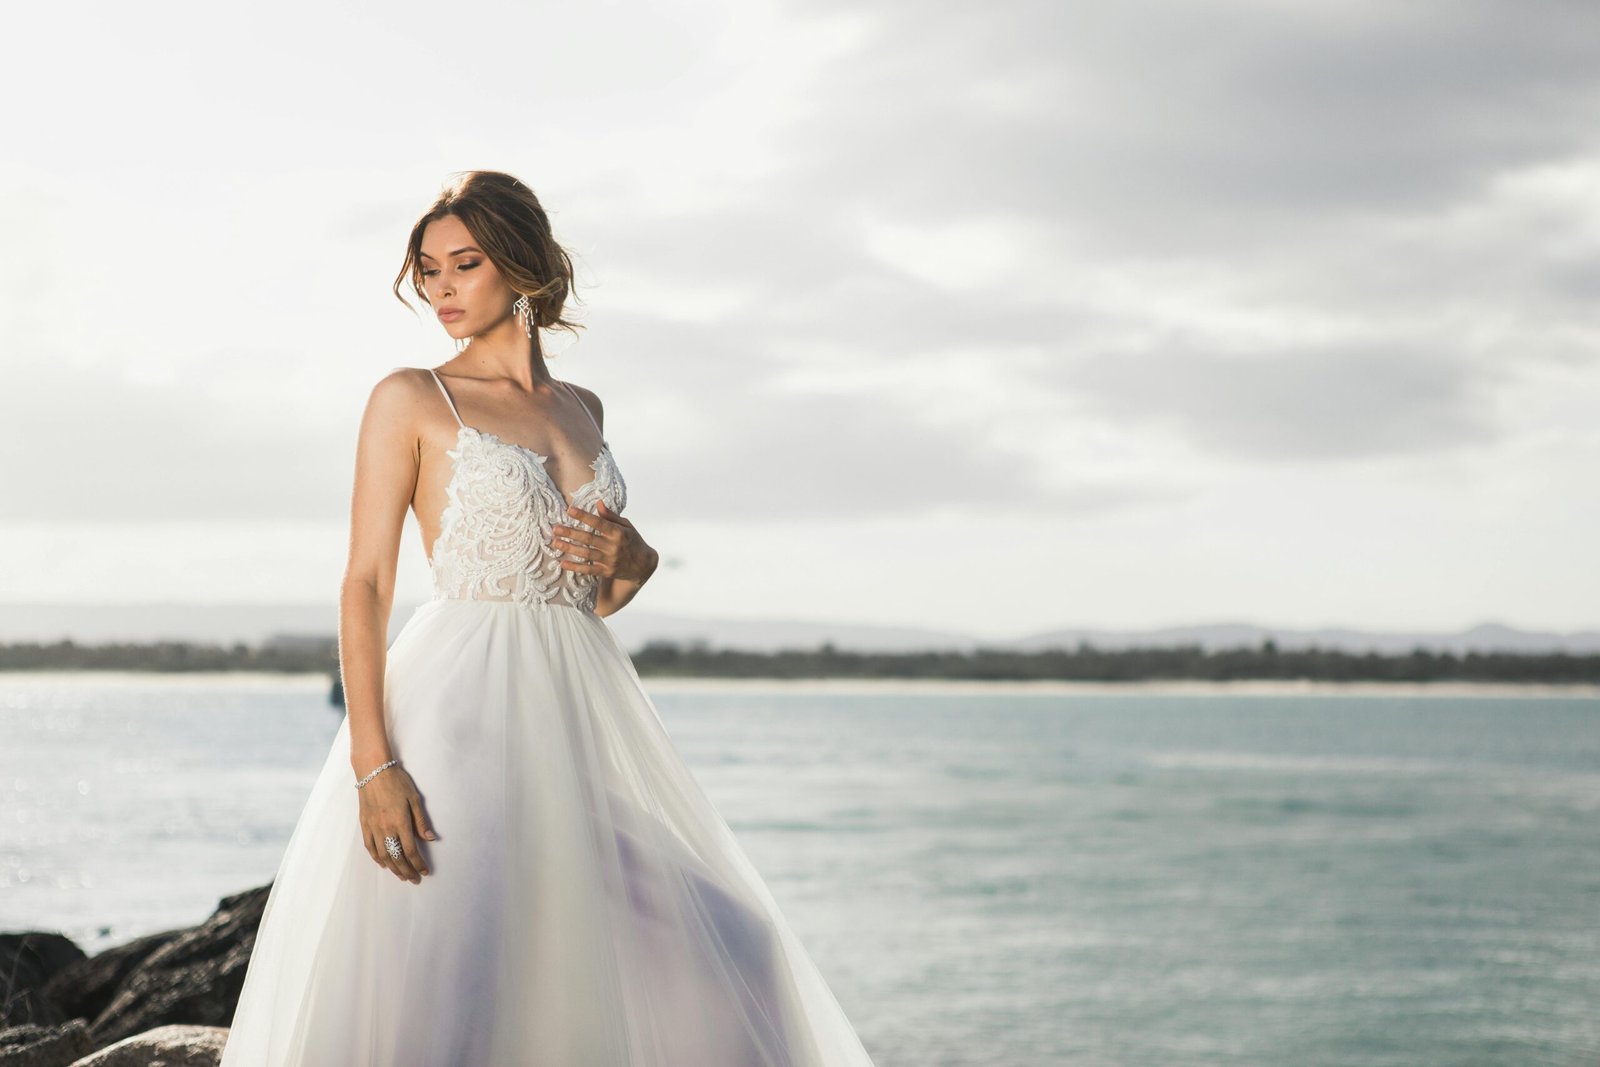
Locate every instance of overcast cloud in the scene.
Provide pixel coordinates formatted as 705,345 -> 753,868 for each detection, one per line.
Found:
0,0 -> 1595,637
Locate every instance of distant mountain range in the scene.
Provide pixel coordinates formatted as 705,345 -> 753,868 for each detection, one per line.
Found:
0,602 -> 1593,656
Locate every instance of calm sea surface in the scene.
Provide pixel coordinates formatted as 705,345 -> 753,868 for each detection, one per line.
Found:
1,672 -> 1597,1066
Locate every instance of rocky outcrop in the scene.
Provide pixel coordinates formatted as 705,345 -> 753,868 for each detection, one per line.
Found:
0,1020 -> 95,1066
77,886 -> 268,1047
0,884 -> 270,1066
67,1024 -> 229,1066
0,934 -> 88,1029
40,932 -> 180,1033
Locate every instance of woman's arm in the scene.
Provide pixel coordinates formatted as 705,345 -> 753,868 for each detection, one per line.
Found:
339,370 -> 423,779
594,531 -> 659,617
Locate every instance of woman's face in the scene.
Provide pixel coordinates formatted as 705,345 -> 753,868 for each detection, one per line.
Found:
419,214 -> 512,339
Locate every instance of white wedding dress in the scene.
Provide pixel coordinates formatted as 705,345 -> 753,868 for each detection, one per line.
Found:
219,369 -> 876,1066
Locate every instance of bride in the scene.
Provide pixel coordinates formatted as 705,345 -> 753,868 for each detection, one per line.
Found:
219,170 -> 877,1065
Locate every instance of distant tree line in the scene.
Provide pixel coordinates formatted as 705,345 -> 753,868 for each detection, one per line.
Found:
629,638 -> 1600,684
1,636 -> 1595,684
0,638 -> 338,673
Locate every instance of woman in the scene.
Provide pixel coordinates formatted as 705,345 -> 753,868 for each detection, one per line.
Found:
220,171 -> 877,1065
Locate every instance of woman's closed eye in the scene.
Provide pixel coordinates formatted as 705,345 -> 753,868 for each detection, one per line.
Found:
422,262 -> 479,277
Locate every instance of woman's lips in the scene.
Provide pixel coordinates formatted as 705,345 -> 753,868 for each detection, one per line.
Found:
439,310 -> 465,322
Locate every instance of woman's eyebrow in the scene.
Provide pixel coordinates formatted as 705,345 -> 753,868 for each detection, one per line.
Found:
419,246 -> 483,261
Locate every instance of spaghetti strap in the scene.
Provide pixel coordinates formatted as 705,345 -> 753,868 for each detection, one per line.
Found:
428,369 -> 466,429
560,379 -> 606,444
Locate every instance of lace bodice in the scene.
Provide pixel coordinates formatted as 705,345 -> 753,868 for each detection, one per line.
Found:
425,369 -> 627,614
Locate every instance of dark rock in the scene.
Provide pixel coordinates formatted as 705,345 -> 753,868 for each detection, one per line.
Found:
40,932 -> 180,1031
0,934 -> 89,1029
0,1020 -> 95,1066
85,887 -> 269,1048
66,1024 -> 228,1066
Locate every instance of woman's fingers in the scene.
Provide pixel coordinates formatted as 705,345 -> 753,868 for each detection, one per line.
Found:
400,796 -> 434,880
595,500 -> 633,529
366,825 -> 395,876
388,825 -> 424,882
362,819 -> 425,883
552,530 -> 616,575
403,825 -> 435,883
550,512 -> 619,565
406,827 -> 430,879
410,795 -> 437,843
553,525 -> 606,553
371,827 -> 409,882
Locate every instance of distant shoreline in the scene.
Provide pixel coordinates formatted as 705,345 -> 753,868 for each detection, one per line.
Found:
636,677 -> 1600,698
1,670 -> 1595,698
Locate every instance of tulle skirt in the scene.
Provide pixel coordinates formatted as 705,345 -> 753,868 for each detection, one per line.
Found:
220,598 -> 875,1066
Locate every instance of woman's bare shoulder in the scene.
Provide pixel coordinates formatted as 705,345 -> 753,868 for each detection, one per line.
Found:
373,365 -> 438,391
363,366 -> 440,408
353,368 -> 445,445
563,380 -> 605,428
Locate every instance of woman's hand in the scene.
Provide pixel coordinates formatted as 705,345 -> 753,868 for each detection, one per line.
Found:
357,765 -> 436,884
551,499 -> 657,583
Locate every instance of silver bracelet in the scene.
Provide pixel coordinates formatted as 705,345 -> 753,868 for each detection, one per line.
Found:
355,758 -> 400,789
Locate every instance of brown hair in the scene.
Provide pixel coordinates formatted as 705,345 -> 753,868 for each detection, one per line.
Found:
391,170 -> 584,341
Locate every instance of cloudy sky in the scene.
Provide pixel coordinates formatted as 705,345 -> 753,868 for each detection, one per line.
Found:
1,0 -> 1596,640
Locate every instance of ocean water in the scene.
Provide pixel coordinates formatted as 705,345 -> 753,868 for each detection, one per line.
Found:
1,671 -> 1596,1066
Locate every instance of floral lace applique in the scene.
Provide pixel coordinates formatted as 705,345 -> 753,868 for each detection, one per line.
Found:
429,427 -> 627,614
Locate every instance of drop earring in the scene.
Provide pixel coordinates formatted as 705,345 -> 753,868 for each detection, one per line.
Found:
513,294 -> 535,339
